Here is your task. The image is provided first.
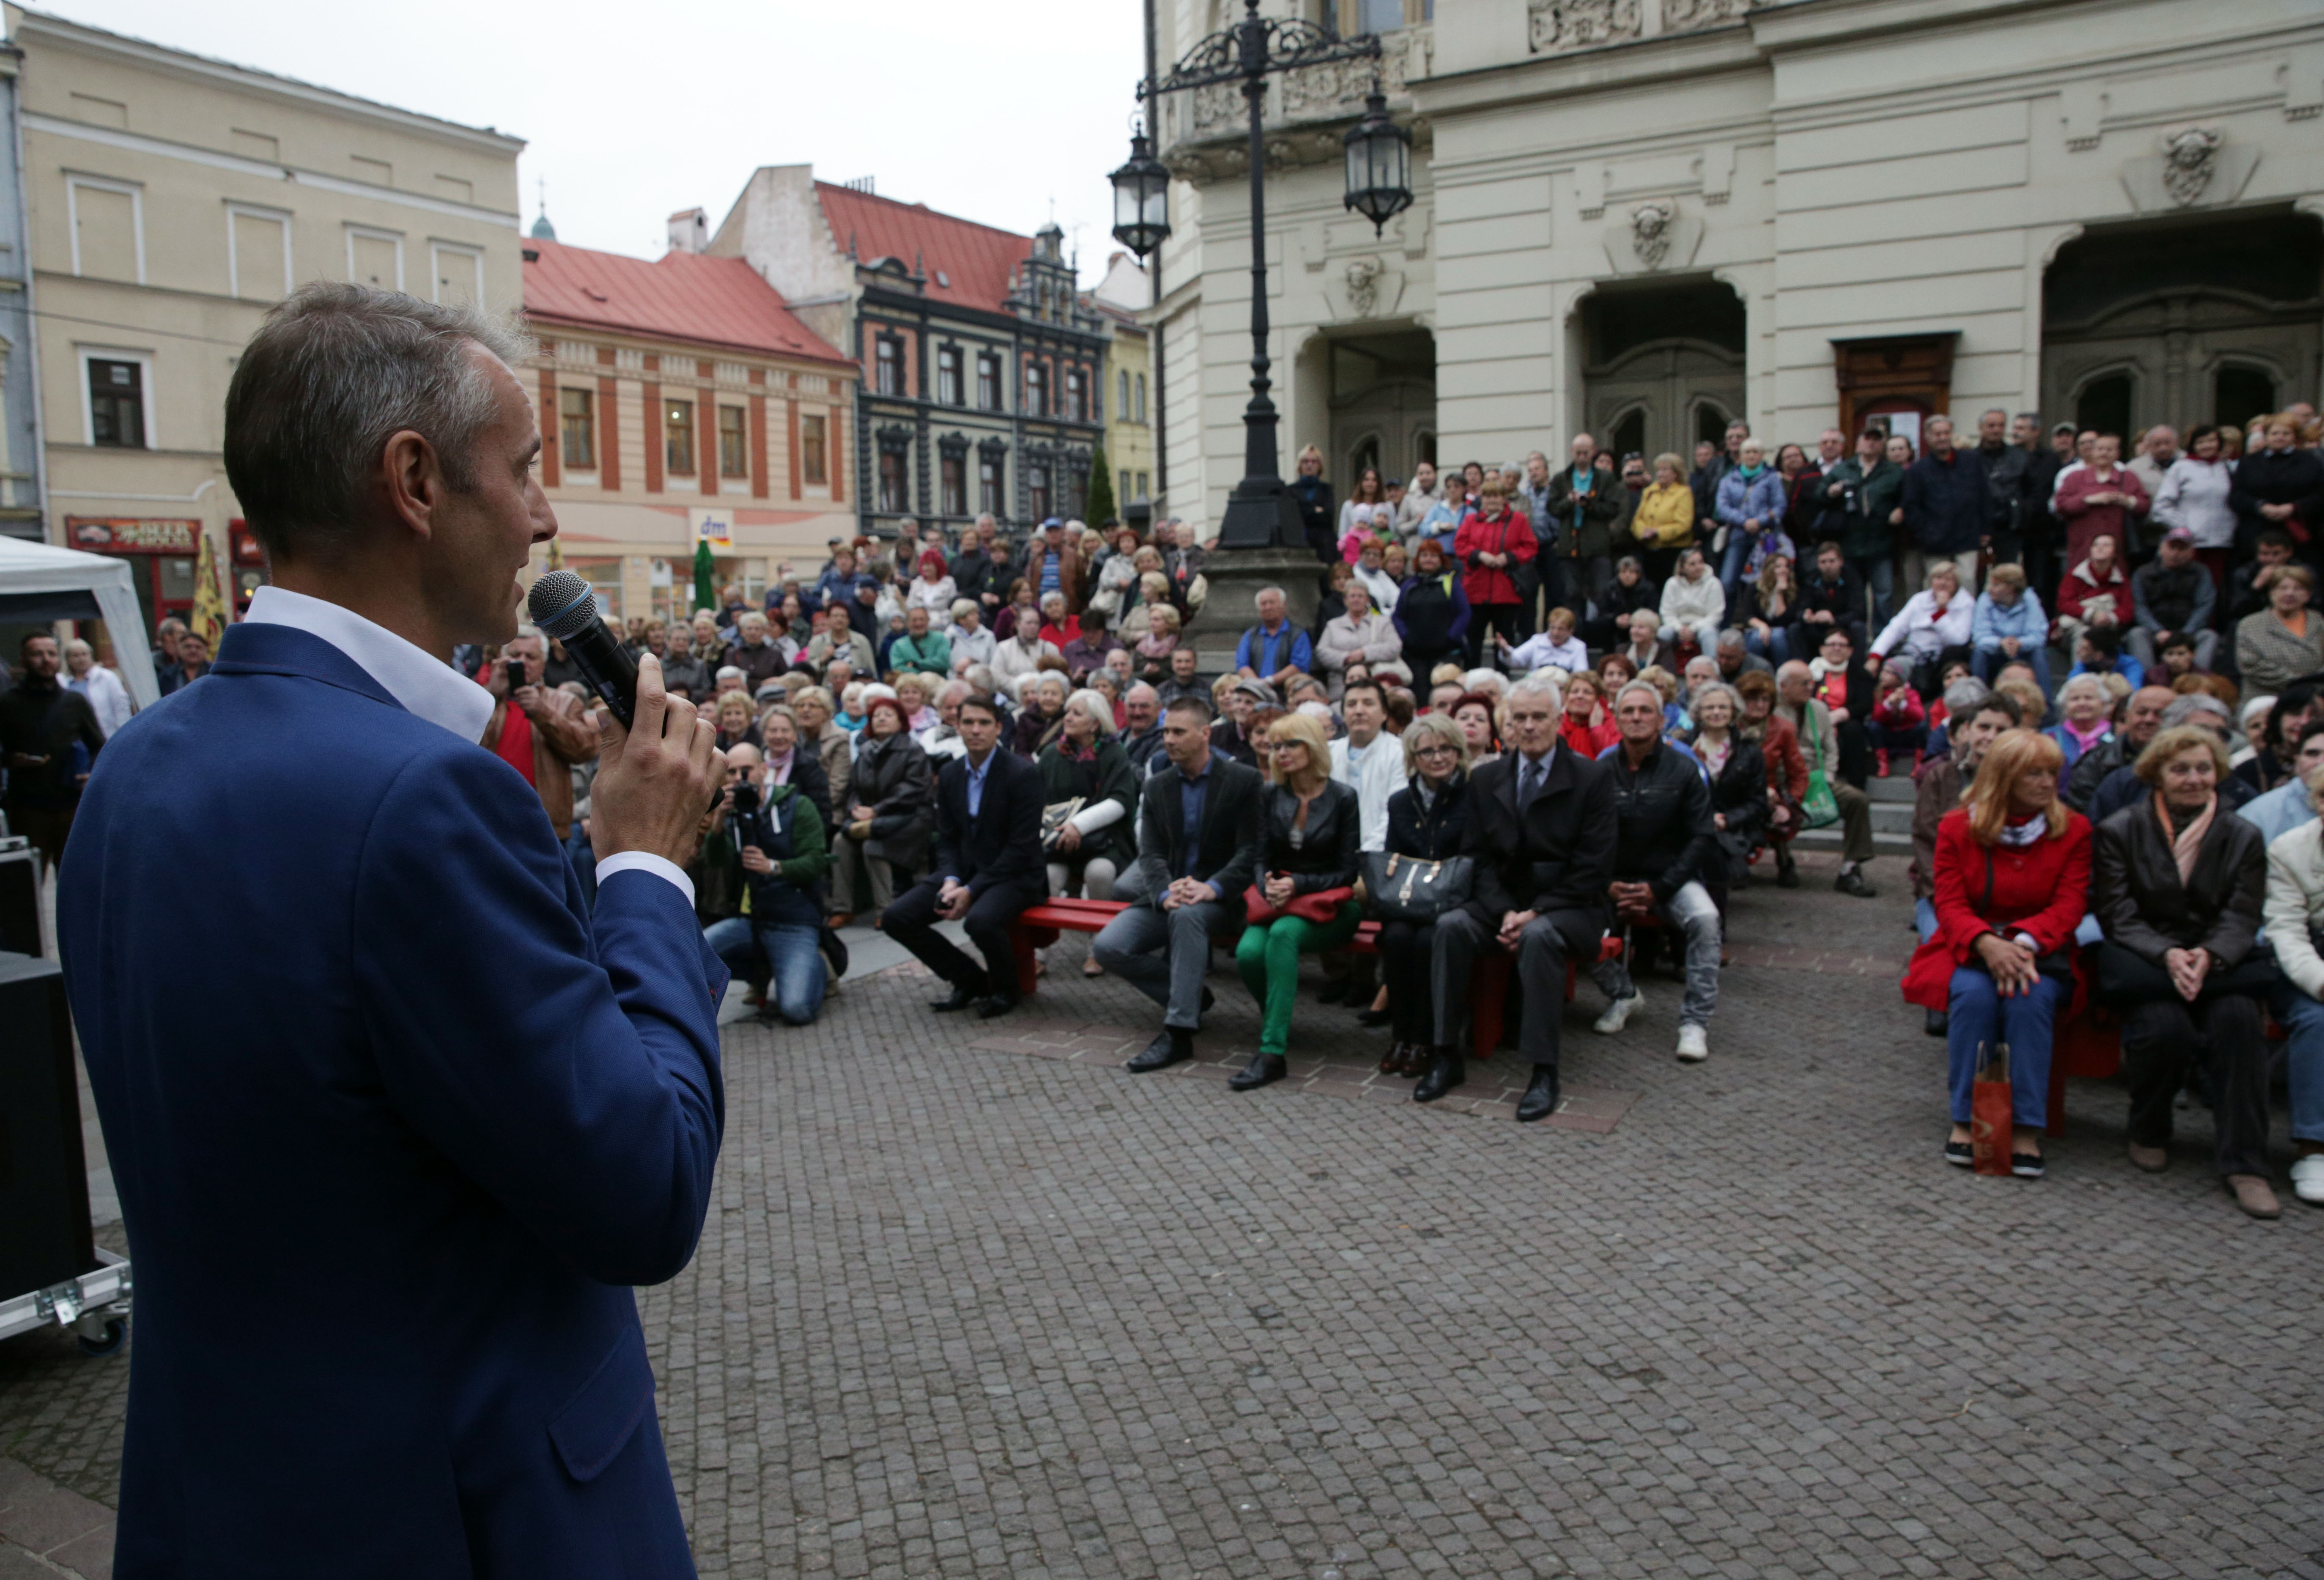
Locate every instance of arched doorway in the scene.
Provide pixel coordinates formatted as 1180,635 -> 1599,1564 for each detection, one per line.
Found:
2042,209 -> 2322,435
1579,279 -> 1746,462
1324,326 -> 1435,488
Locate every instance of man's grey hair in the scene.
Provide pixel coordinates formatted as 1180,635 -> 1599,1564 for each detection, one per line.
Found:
962,663 -> 998,693
715,665 -> 745,683
1507,675 -> 1562,710
1255,586 -> 1285,608
1942,678 -> 1991,719
1126,681 -> 1160,704
935,679 -> 972,705
1714,629 -> 1747,652
2162,693 -> 2231,728
223,281 -> 534,560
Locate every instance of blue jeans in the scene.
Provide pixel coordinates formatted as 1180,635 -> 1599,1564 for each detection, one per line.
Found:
1946,966 -> 2066,1127
1744,626 -> 1792,665
1847,554 -> 1894,625
2270,984 -> 2324,1144
1718,532 -> 1752,608
1973,644 -> 2053,699
1915,897 -> 1938,943
704,917 -> 827,1026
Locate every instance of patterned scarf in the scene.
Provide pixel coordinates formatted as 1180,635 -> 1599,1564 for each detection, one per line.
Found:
2156,792 -> 2217,884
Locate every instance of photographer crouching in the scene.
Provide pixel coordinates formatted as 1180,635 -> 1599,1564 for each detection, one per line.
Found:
702,743 -> 831,1026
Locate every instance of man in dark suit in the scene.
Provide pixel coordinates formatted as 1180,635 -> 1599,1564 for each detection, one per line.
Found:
1094,695 -> 1266,1070
882,692 -> 1047,1018
1417,674 -> 1617,1119
57,283 -> 726,1577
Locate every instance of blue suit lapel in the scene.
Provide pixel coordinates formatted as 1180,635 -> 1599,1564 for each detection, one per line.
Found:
211,623 -> 406,713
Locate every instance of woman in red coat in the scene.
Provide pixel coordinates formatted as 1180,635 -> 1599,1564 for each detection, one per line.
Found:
1902,728 -> 2093,1177
1453,479 -> 1535,666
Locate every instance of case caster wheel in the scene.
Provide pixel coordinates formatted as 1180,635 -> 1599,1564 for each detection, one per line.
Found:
77,1317 -> 127,1357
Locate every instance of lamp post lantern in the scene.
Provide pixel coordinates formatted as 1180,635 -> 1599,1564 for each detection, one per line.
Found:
1111,0 -> 1411,550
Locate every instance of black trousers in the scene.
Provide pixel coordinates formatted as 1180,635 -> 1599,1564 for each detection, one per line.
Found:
1431,905 -> 1600,1069
1376,917 -> 1438,1042
882,874 -> 1044,998
2120,992 -> 2270,1178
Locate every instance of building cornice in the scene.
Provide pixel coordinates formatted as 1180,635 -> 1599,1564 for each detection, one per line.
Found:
522,312 -> 858,376
14,8 -> 526,157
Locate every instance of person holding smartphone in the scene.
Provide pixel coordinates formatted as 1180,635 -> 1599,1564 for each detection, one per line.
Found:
481,629 -> 601,841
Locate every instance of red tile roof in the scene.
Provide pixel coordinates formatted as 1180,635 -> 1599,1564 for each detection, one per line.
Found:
813,182 -> 1034,316
522,236 -> 852,367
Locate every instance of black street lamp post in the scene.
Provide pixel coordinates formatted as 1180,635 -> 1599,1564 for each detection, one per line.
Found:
1110,0 -> 1411,550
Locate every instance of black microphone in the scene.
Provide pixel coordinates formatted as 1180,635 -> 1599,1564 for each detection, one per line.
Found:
526,569 -> 639,728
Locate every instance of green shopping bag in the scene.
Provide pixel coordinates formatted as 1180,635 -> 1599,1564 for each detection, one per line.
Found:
1801,705 -> 1840,829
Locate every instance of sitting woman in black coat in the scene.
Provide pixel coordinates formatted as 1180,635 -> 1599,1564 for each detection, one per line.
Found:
1230,710 -> 1361,1091
1371,713 -> 1475,1079
1683,681 -> 1767,897
2091,724 -> 2277,1218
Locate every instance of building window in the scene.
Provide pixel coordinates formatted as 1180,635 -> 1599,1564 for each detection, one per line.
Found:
227,205 -> 291,301
430,242 -> 483,308
1027,464 -> 1051,521
875,337 -> 902,396
1135,373 -> 1147,422
801,414 -> 828,485
1025,363 -> 1047,418
1119,469 -> 1132,507
1066,368 -> 1087,423
664,399 -> 695,475
941,453 -> 967,517
560,387 -> 595,469
1136,471 -> 1149,499
68,176 -> 143,284
88,357 -> 146,448
978,453 -> 1003,514
1118,370 -> 1130,420
347,225 -> 403,290
977,353 -> 1000,411
937,345 -> 963,406
879,450 -> 907,514
717,405 -> 748,477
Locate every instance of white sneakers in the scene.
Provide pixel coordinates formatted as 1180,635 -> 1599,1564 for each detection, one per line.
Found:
2291,1154 -> 2324,1207
1593,992 -> 1643,1034
1676,1025 -> 1710,1062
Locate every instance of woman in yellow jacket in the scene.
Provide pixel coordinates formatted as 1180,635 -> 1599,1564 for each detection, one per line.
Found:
1629,453 -> 1697,581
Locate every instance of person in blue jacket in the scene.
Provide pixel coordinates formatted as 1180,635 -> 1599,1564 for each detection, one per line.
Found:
58,283 -> 728,1579
1714,437 -> 1788,605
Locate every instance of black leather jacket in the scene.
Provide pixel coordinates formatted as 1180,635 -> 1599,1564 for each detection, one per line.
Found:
1259,778 -> 1361,891
1385,771 -> 1471,863
1603,739 -> 1718,899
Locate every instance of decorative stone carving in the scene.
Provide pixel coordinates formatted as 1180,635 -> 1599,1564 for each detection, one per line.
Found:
1663,0 -> 1754,31
1345,257 -> 1383,318
1630,202 -> 1673,270
2161,126 -> 2223,206
1528,0 -> 1640,55
1191,80 -> 1241,135
1282,27 -> 1421,118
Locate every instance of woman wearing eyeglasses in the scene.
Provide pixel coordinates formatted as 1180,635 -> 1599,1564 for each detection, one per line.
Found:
1230,711 -> 1362,1092
1372,713 -> 1474,1080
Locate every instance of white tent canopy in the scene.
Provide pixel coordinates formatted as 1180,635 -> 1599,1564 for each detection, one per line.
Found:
0,536 -> 162,710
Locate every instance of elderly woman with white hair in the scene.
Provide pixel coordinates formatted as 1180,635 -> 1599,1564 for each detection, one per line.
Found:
1012,670 -> 1072,758
2043,672 -> 2117,773
63,639 -> 135,737
1037,689 -> 1141,975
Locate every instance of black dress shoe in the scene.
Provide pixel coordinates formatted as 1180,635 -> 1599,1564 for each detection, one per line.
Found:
1127,1029 -> 1193,1073
1318,979 -> 1351,1005
931,982 -> 982,1012
1834,868 -> 1879,899
1924,1009 -> 1949,1038
1354,1006 -> 1391,1027
1775,859 -> 1801,890
1202,986 -> 1216,1014
974,993 -> 1019,1020
1228,1052 -> 1287,1091
1516,1065 -> 1561,1123
1413,1050 -> 1465,1103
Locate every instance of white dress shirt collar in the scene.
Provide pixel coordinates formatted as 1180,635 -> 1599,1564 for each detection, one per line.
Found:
242,585 -> 494,743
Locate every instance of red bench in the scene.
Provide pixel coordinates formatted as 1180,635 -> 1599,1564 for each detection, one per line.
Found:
1006,897 -> 1622,1060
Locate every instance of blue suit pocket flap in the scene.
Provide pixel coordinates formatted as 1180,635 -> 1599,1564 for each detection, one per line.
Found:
549,1324 -> 656,1483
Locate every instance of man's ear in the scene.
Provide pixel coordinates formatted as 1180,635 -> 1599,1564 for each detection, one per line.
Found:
379,429 -> 441,542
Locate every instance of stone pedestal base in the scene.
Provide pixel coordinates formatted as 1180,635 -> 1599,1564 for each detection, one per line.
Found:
1183,546 -> 1329,674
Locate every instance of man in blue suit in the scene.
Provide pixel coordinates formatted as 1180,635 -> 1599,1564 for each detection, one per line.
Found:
58,283 -> 726,1578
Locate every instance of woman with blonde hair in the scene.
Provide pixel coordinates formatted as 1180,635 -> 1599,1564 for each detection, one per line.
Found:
1231,710 -> 1362,1090
1134,597 -> 1181,684
1901,728 -> 2091,1177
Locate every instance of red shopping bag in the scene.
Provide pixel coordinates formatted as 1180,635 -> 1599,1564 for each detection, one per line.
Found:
1971,1041 -> 2013,1177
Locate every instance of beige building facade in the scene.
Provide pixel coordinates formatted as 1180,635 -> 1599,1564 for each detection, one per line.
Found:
1151,0 -> 2324,527
1091,251 -> 1155,518
9,5 -> 522,638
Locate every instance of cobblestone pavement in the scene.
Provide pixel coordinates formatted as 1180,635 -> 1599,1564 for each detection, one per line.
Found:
9,854 -> 2323,1579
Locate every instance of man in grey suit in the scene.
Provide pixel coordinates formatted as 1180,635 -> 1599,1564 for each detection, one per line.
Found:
1093,695 -> 1266,1070
1417,675 -> 1618,1121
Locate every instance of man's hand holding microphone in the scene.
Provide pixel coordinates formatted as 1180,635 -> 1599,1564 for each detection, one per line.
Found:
589,652 -> 720,869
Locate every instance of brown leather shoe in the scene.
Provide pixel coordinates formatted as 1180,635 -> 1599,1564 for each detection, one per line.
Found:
1378,1042 -> 1411,1075
2227,1174 -> 2283,1219
2127,1142 -> 2169,1173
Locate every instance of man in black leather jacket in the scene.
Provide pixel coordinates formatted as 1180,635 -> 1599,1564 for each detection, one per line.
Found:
1585,680 -> 1723,1063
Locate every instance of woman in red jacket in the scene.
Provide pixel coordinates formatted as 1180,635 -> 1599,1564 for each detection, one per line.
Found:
1903,728 -> 2092,1177
1558,671 -> 1620,757
1453,480 -> 1535,666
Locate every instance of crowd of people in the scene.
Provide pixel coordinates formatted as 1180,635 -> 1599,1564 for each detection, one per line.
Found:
10,399 -> 2324,1219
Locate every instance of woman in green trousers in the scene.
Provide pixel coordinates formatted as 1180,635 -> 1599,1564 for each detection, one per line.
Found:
1231,709 -> 1362,1091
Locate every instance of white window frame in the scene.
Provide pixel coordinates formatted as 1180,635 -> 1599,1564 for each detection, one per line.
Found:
344,224 -> 405,291
77,344 -> 156,449
428,240 -> 484,307
225,200 -> 294,299
65,173 -> 145,284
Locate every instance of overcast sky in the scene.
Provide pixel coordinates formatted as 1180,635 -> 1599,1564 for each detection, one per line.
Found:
44,0 -> 1149,283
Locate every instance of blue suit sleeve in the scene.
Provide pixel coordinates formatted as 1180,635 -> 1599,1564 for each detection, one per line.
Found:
352,749 -> 726,1288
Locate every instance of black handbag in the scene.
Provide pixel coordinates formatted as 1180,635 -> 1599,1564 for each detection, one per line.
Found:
1362,850 -> 1474,923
